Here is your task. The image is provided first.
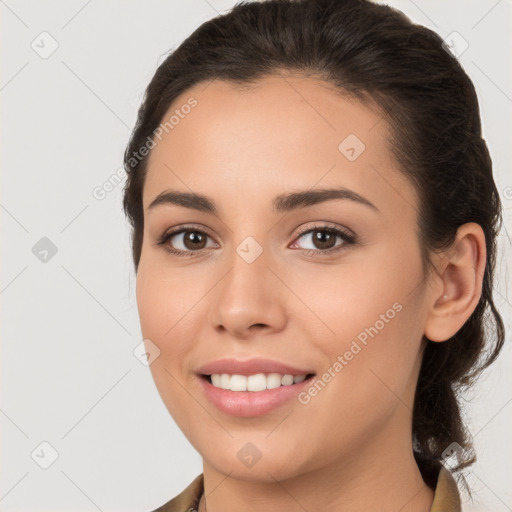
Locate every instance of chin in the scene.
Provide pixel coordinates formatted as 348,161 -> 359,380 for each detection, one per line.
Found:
200,437 -> 312,482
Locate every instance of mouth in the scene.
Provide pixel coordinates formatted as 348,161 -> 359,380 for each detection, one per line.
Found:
200,372 -> 316,391
197,371 -> 317,417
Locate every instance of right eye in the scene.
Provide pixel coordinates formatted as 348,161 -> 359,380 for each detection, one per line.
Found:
157,226 -> 217,256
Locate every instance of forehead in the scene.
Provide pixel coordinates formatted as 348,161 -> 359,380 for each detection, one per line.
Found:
142,74 -> 416,219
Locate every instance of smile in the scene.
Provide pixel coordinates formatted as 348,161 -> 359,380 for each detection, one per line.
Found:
207,372 -> 311,391
198,373 -> 316,417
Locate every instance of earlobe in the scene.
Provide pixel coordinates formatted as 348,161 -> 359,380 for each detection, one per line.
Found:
424,223 -> 487,343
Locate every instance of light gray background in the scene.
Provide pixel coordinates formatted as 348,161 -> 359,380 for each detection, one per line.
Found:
1,1 -> 511,511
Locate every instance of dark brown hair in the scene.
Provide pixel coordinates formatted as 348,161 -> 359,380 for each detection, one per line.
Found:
123,0 -> 505,480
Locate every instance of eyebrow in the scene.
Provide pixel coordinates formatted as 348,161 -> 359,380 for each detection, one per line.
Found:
147,187 -> 379,214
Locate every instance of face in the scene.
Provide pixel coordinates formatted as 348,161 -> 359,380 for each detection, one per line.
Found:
136,74 -> 431,482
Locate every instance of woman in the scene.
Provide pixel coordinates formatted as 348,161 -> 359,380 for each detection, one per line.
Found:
122,0 -> 505,510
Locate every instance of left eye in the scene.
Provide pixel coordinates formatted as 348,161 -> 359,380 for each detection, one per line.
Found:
290,227 -> 355,253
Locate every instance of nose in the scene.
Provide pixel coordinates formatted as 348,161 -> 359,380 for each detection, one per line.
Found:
208,241 -> 288,340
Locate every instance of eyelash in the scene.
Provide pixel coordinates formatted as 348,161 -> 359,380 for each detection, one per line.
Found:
156,222 -> 357,258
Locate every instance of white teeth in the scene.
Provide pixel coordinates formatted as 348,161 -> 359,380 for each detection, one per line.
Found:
209,373 -> 309,391
266,373 -> 282,389
248,373 -> 267,392
230,374 -> 247,391
220,374 -> 230,389
280,374 -> 293,386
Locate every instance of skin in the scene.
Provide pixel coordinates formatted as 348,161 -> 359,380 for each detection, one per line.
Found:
135,74 -> 486,512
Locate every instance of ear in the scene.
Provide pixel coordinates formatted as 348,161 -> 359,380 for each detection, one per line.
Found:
424,222 -> 487,343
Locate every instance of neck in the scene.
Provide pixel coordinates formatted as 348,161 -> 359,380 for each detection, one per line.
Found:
199,419 -> 435,512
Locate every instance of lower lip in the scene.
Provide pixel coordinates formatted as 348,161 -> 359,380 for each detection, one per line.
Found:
197,375 -> 315,417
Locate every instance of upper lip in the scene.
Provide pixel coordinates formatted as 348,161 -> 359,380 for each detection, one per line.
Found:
196,358 -> 315,377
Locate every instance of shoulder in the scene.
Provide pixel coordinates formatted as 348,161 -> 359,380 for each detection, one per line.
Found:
430,466 -> 462,512
149,474 -> 204,512
415,451 -> 462,512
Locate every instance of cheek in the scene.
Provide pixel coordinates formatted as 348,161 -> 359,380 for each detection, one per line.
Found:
295,248 -> 424,421
135,257 -> 204,342
135,256 -> 214,394
286,250 -> 414,346
136,263 -> 202,432
295,301 -> 423,462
